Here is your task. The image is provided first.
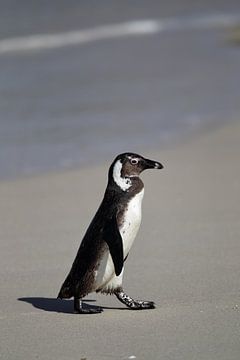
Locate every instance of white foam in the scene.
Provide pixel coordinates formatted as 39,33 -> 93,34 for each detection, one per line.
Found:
0,14 -> 239,55
0,20 -> 160,55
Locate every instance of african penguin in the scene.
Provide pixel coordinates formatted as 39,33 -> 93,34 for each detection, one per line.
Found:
58,153 -> 163,314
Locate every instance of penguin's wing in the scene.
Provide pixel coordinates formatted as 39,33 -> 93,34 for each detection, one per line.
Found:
102,214 -> 123,276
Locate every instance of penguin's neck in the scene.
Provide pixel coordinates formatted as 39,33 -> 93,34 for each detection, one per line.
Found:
109,160 -> 144,195
110,159 -> 131,191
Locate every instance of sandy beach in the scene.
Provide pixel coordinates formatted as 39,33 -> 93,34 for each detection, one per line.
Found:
1,121 -> 240,360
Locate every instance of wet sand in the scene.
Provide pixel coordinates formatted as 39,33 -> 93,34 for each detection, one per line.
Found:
1,121 -> 240,359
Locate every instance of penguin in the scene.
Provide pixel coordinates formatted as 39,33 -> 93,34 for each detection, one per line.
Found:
58,152 -> 163,314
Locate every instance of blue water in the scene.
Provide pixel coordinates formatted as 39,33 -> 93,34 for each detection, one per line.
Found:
1,5 -> 240,179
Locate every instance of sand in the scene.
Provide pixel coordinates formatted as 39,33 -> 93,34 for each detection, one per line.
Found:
1,121 -> 240,360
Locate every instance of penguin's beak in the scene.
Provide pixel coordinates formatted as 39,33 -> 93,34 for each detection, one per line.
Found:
143,158 -> 164,170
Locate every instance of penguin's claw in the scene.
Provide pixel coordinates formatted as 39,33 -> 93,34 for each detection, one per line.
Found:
74,307 -> 103,314
129,300 -> 155,310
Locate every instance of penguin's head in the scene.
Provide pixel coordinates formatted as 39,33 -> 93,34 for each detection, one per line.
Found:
109,153 -> 163,191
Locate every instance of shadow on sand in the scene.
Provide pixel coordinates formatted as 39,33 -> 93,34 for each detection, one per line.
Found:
18,297 -> 98,314
18,297 -> 128,313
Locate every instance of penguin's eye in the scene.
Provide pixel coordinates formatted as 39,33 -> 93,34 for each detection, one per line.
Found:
130,158 -> 139,165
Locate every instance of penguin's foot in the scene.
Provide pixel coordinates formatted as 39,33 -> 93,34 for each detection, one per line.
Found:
115,290 -> 155,310
73,298 -> 103,314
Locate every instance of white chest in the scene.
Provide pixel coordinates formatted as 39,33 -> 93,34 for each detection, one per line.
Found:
94,188 -> 144,292
120,188 -> 144,257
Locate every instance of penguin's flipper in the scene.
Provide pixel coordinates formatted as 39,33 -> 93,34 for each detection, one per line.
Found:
103,215 -> 123,276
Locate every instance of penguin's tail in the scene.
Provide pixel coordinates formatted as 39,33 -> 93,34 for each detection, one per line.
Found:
57,275 -> 73,299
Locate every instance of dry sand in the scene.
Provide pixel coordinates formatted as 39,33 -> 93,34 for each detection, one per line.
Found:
1,121 -> 240,359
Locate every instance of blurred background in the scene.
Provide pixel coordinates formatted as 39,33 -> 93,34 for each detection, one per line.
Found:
0,0 -> 240,180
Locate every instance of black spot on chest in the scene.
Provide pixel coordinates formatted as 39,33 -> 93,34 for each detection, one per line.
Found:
116,180 -> 143,228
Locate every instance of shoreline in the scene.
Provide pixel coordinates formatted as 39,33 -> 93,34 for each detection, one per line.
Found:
0,117 -> 238,184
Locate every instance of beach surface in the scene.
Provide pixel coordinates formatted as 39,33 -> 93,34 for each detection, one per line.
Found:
1,120 -> 240,359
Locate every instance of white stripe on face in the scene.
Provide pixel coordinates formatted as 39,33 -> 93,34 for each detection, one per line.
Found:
113,160 -> 131,191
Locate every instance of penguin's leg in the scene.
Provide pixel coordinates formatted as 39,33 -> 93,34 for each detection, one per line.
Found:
73,297 -> 103,314
99,268 -> 155,310
114,289 -> 155,310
